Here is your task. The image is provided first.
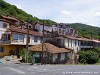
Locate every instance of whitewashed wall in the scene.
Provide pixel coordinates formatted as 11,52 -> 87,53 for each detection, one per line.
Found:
11,33 -> 42,45
35,24 -> 53,33
52,52 -> 72,62
65,38 -> 80,53
64,37 -> 96,53
61,53 -> 65,60
0,21 -> 9,29
0,21 -> 10,39
31,35 -> 41,45
52,54 -> 58,62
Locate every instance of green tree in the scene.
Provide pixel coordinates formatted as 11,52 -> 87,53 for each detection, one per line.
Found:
78,50 -> 99,64
93,47 -> 100,58
20,48 -> 32,63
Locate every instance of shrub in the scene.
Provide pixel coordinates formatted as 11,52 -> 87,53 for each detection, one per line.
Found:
93,47 -> 100,58
78,50 -> 99,64
20,48 -> 32,63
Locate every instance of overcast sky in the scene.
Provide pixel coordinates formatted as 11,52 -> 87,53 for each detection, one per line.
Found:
4,0 -> 100,27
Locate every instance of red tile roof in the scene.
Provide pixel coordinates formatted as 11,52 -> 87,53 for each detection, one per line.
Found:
64,35 -> 92,41
92,40 -> 100,43
0,19 -> 11,23
64,35 -> 76,40
2,16 -> 18,22
29,43 -> 71,53
75,37 -> 92,41
9,26 -> 43,36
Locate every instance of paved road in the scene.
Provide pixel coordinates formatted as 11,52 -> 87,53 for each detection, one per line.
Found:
0,63 -> 100,75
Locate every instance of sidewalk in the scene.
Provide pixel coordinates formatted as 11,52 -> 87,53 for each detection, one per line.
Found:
0,55 -> 22,64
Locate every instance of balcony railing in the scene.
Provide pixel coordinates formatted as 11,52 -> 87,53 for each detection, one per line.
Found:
0,40 -> 11,44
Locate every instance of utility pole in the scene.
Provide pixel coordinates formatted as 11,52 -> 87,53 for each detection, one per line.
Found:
25,18 -> 30,63
41,20 -> 45,64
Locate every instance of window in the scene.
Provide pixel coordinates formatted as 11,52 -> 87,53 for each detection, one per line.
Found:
3,23 -> 8,28
34,36 -> 38,42
71,40 -> 72,47
61,25 -> 63,28
81,41 -> 85,46
1,34 -> 10,41
75,40 -> 77,46
0,47 -> 4,52
8,34 -> 10,40
1,34 -> 7,41
59,29 -> 61,32
78,40 -> 80,45
35,26 -> 37,29
19,34 -> 24,42
40,37 -> 42,43
68,39 -> 69,47
12,34 -> 18,42
12,34 -> 25,42
58,53 -> 61,58
29,26 -> 32,29
37,26 -> 40,29
28,37 -> 30,43
65,53 -> 68,57
35,26 -> 39,29
57,39 -> 61,44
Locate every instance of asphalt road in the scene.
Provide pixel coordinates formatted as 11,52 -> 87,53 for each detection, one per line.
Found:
0,63 -> 100,75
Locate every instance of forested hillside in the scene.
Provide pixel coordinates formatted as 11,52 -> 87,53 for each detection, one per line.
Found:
0,0 -> 56,25
0,0 -> 100,39
69,23 -> 100,39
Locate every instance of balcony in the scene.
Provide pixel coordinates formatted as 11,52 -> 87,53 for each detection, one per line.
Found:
80,46 -> 93,49
0,40 -> 11,44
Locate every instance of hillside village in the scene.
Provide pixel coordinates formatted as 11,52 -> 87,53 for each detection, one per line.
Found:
0,15 -> 100,64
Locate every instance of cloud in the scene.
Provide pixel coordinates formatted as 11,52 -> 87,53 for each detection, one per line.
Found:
94,11 -> 100,16
4,0 -> 100,27
61,10 -> 71,15
13,4 -> 23,10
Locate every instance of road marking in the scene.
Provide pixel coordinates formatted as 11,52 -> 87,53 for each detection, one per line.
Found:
33,67 -> 37,68
27,67 -> 38,71
43,69 -> 47,70
38,68 -> 66,73
62,71 -> 99,74
6,67 -> 26,74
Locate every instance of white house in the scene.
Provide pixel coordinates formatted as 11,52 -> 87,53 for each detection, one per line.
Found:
29,43 -> 72,64
10,26 -> 42,45
57,24 -> 78,37
34,23 -> 53,32
0,16 -> 43,57
64,36 -> 95,53
64,36 -> 80,53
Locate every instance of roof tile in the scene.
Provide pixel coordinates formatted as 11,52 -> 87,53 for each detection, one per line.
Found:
29,43 -> 71,53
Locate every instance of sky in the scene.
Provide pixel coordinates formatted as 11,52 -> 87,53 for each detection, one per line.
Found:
4,0 -> 100,27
